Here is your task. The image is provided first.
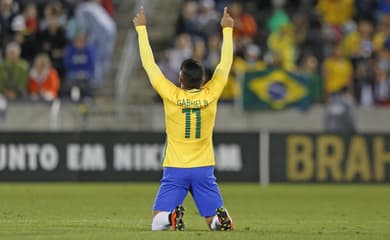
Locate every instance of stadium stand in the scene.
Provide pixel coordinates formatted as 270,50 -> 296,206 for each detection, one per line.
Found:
0,0 -> 117,101
0,0 -> 390,132
158,0 -> 390,106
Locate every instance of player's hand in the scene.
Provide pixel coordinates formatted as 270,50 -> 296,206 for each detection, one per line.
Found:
221,7 -> 234,28
133,6 -> 146,27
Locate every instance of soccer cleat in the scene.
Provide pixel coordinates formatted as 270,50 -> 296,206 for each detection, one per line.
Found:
216,207 -> 234,231
170,205 -> 185,231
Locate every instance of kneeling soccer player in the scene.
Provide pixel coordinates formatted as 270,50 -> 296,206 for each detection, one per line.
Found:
133,6 -> 234,231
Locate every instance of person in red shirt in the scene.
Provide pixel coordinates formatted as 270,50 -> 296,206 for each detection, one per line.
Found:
24,3 -> 38,33
229,1 -> 257,39
101,0 -> 114,17
28,53 -> 60,101
228,1 -> 257,55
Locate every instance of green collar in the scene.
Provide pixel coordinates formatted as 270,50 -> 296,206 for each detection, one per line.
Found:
185,89 -> 201,93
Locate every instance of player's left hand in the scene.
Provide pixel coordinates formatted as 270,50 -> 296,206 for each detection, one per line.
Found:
133,6 -> 147,27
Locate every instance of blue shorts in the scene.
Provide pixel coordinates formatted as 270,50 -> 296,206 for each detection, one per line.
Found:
153,166 -> 224,217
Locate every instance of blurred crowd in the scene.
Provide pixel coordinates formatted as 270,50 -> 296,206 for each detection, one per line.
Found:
159,0 -> 390,107
0,0 -> 116,102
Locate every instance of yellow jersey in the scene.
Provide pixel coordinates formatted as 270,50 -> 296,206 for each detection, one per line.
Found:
323,57 -> 353,94
136,26 -> 233,168
316,0 -> 355,26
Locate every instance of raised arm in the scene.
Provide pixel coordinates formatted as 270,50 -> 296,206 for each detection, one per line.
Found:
205,7 -> 234,96
133,7 -> 176,97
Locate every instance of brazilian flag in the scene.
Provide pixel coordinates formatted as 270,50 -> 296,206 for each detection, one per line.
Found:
243,68 -> 311,110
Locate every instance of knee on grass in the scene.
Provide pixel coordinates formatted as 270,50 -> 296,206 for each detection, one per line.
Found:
151,211 -> 170,231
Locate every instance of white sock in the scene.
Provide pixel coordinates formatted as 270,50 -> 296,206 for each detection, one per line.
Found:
151,211 -> 171,231
210,215 -> 221,231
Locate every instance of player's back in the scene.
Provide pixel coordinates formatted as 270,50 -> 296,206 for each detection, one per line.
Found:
135,24 -> 233,168
162,86 -> 219,168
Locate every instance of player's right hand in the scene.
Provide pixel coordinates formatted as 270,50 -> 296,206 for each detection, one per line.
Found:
133,6 -> 147,27
221,7 -> 234,28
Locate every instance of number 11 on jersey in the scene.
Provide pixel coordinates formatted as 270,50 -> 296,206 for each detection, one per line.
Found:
182,108 -> 201,139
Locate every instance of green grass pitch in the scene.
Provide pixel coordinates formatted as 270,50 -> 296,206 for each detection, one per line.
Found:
0,183 -> 389,240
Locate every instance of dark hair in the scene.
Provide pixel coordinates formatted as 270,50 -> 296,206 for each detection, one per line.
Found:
180,59 -> 204,89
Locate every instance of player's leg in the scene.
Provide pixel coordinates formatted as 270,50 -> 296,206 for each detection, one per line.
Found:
190,166 -> 234,231
151,167 -> 189,231
152,205 -> 185,231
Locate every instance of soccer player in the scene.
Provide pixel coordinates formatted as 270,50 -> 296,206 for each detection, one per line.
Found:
133,6 -> 234,231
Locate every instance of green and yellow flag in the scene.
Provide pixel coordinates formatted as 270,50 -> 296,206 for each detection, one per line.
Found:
243,68 -> 311,110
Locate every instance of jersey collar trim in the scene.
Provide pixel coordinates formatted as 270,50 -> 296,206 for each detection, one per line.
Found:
185,89 -> 201,93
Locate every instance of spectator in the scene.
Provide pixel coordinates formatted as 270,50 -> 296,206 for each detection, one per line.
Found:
0,0 -> 16,55
229,1 -> 257,40
264,51 -> 284,69
40,1 -> 67,30
12,3 -> 39,63
316,0 -> 355,42
166,33 -> 193,78
196,0 -> 219,40
342,18 -> 375,59
323,44 -> 354,97
374,69 -> 390,105
293,3 -> 324,61
342,18 -> 376,106
176,1 -> 199,36
28,53 -> 60,101
39,12 -> 67,78
66,8 -> 82,41
316,0 -> 355,28
0,42 -> 28,99
192,38 -> 206,63
325,86 -> 357,135
373,14 -> 390,53
221,44 -> 265,101
354,60 -> 375,106
234,44 -> 266,74
75,0 -> 117,88
291,12 -> 309,51
374,46 -> 390,105
63,32 -> 95,98
204,33 -> 221,77
11,2 -> 38,35
23,2 -> 38,33
228,1 -> 257,56
267,0 -> 290,33
158,51 -> 179,86
267,24 -> 297,71
299,54 -> 323,103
